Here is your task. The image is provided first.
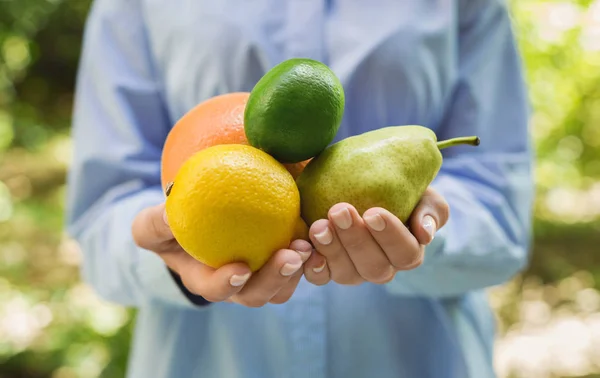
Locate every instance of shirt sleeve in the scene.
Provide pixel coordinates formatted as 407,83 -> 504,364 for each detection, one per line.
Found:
385,0 -> 535,298
65,0 -> 206,308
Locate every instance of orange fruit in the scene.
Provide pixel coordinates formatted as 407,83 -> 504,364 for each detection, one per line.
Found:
161,92 -> 309,189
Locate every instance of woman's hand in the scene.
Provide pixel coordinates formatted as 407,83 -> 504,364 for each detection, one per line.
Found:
303,187 -> 450,286
132,203 -> 311,307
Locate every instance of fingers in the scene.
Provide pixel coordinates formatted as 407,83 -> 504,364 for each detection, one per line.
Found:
165,250 -> 252,302
132,203 -> 175,252
308,201 -> 424,284
303,250 -> 330,285
166,240 -> 312,306
231,248 -> 303,307
363,207 -> 424,270
408,187 -> 450,245
309,217 -> 363,285
269,240 -> 313,304
289,239 -> 313,262
328,203 -> 395,284
269,268 -> 303,304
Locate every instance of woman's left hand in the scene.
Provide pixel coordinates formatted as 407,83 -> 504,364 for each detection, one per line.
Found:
303,187 -> 450,286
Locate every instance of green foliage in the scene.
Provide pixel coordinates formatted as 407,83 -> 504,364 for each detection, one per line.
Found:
510,0 -> 600,225
1,1 -> 137,377
0,0 -> 599,377
1,0 -> 90,151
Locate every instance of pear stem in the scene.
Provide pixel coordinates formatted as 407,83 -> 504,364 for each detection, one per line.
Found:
436,136 -> 480,150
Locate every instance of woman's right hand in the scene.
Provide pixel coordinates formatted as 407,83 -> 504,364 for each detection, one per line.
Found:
131,203 -> 312,307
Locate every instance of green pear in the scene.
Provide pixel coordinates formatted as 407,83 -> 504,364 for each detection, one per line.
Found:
296,125 -> 480,225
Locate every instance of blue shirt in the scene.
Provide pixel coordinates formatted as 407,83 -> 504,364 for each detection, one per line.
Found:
66,0 -> 534,377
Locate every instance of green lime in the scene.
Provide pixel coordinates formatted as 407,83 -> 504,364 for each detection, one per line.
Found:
244,58 -> 345,163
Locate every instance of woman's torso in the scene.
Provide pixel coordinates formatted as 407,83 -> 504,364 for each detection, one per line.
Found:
127,1 -> 497,377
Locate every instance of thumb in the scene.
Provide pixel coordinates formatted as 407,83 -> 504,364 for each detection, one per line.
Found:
132,203 -> 175,251
409,187 -> 450,246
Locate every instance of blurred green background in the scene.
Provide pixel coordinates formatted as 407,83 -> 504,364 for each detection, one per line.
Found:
1,0 -> 599,377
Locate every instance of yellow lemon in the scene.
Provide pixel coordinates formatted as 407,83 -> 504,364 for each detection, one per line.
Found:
165,144 -> 300,272
292,217 -> 310,241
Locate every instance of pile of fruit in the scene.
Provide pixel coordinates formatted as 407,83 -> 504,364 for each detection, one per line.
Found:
161,58 -> 479,272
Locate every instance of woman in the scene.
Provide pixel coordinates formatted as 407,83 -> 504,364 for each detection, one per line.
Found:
66,0 -> 534,377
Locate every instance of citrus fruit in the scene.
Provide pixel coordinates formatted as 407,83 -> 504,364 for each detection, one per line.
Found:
292,217 -> 309,240
160,92 -> 309,189
165,144 -> 300,272
244,58 -> 345,163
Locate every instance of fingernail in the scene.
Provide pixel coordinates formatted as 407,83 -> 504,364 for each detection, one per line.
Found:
280,261 -> 302,276
331,207 -> 352,229
163,211 -> 169,225
230,273 -> 251,287
296,249 -> 312,262
314,227 -> 333,245
364,213 -> 386,231
313,261 -> 327,273
422,215 -> 437,242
